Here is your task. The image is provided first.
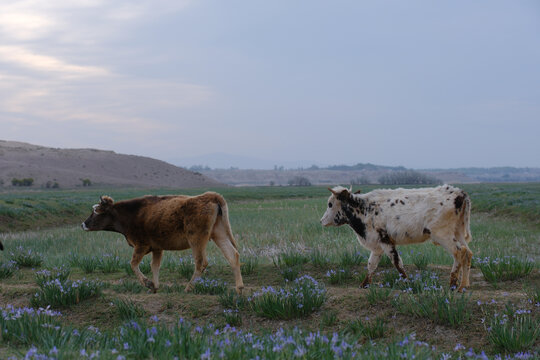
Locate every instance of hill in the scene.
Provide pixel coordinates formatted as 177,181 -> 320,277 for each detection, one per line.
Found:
0,140 -> 223,189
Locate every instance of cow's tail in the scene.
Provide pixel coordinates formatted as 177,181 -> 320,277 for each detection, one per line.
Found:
216,196 -> 239,250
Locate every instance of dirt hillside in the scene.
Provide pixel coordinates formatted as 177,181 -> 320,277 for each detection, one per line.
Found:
0,140 -> 223,189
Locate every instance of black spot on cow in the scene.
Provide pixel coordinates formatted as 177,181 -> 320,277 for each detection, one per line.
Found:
391,203 -> 395,207
395,215 -> 400,220
375,211 -> 379,216
377,228 -> 393,245
390,246 -> 400,267
440,202 -> 443,206
454,193 -> 465,213
395,199 -> 399,204
400,200 -> 405,205
423,228 -> 431,235
341,204 -> 366,238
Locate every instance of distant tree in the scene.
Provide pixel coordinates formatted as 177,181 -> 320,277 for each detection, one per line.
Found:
12,178 -> 34,187
351,176 -> 372,185
80,178 -> 92,187
378,171 -> 441,185
288,176 -> 312,186
189,165 -> 211,171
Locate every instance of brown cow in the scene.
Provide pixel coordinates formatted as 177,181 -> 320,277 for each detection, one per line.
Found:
82,192 -> 244,294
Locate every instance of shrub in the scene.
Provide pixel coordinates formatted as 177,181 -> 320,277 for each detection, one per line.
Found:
31,278 -> 103,308
392,288 -> 472,326
0,305 -> 63,346
273,251 -> 309,268
344,316 -> 387,339
219,289 -> 248,309
241,257 -> 259,276
287,176 -> 312,186
366,285 -> 392,305
248,275 -> 326,319
222,309 -> 242,326
11,178 -> 34,187
112,298 -> 146,320
320,309 -> 339,327
35,266 -> 71,287
325,268 -> 353,285
192,277 -> 228,295
309,248 -> 331,267
338,251 -> 364,268
410,250 -> 430,270
392,271 -> 442,294
0,261 -> 18,279
69,254 -> 99,273
113,279 -> 146,294
486,307 -> 540,352
476,256 -> 534,284
9,246 -> 43,268
98,254 -> 124,273
378,171 -> 441,185
280,266 -> 301,281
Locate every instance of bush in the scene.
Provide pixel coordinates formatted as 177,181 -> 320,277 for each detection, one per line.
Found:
476,256 -> 534,284
192,277 -> 228,295
35,266 -> 71,287
287,176 -> 312,186
112,298 -> 146,320
486,307 -> 539,352
378,171 -> 441,185
31,278 -> 103,308
0,261 -> 18,279
10,246 -> 43,268
11,178 -> 34,187
248,275 -> 326,319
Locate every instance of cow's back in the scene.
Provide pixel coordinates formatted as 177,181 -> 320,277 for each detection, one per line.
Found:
120,192 -> 223,250
363,185 -> 467,244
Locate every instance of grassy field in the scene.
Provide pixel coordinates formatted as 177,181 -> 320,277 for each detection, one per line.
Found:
0,184 -> 539,359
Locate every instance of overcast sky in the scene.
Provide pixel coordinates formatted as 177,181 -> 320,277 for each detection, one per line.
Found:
1,1 -> 539,169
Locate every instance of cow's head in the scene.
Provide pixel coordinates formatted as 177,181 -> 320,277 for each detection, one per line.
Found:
82,196 -> 115,231
320,186 -> 355,227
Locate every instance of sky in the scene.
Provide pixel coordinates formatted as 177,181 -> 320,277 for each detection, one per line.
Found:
1,0 -> 539,169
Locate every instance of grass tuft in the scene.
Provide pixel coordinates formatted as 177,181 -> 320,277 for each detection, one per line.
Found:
248,275 -> 326,320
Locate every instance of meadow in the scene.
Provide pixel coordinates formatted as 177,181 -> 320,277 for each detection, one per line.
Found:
0,184 -> 539,359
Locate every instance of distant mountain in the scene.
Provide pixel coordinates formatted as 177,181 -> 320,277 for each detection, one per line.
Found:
0,140 -> 223,189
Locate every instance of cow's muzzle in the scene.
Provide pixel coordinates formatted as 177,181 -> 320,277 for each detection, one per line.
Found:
81,222 -> 89,231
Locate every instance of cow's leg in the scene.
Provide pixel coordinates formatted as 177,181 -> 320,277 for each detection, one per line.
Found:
148,250 -> 163,293
185,244 -> 209,292
457,243 -> 473,291
131,246 -> 151,289
361,250 -> 383,288
381,243 -> 407,280
212,230 -> 244,294
432,234 -> 462,290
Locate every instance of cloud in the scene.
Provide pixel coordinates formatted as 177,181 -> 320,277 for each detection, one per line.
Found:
0,46 -> 109,77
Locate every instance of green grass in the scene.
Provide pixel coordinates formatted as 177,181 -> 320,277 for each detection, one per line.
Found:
0,184 -> 539,358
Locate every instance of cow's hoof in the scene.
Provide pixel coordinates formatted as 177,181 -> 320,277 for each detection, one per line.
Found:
144,279 -> 157,292
185,284 -> 193,293
457,286 -> 466,293
235,286 -> 244,295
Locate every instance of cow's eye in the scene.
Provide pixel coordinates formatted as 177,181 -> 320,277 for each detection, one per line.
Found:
328,202 -> 333,208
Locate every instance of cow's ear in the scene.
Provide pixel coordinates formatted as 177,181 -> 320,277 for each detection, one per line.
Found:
336,189 -> 351,202
100,195 -> 114,208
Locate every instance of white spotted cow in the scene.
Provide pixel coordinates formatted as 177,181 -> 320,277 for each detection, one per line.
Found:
320,185 -> 472,291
